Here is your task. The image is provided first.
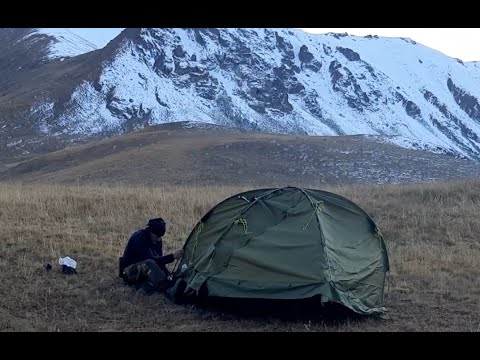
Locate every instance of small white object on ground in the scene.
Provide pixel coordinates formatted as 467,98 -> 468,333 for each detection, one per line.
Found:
59,256 -> 77,269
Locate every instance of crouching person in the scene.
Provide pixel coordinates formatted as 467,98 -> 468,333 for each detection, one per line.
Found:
119,218 -> 184,296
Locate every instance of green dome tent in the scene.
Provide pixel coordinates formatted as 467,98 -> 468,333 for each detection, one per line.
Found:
173,186 -> 390,315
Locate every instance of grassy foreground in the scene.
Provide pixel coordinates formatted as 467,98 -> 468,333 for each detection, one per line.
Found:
1,180 -> 479,332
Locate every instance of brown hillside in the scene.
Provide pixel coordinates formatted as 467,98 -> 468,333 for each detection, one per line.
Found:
1,122 -> 480,186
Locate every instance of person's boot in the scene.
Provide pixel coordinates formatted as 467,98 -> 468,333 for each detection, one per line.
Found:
166,278 -> 187,304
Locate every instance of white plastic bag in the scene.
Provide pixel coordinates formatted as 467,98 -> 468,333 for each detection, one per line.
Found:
58,256 -> 77,269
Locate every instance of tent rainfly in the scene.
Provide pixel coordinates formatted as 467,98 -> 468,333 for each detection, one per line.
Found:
172,186 -> 390,315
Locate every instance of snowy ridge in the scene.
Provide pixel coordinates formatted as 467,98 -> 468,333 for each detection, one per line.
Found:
20,28 -> 125,60
27,28 -> 98,59
64,28 -> 124,49
25,28 -> 480,161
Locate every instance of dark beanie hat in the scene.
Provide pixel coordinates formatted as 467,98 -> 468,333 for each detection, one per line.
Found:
147,218 -> 166,237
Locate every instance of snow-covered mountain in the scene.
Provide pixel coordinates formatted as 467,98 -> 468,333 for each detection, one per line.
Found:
2,28 -> 480,162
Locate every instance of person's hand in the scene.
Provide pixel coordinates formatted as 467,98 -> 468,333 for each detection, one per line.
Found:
173,249 -> 184,260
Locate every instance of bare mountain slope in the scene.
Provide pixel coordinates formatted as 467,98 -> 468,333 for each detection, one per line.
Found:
2,122 -> 479,186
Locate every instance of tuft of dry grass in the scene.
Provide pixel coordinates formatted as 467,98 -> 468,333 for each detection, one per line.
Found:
1,180 -> 479,332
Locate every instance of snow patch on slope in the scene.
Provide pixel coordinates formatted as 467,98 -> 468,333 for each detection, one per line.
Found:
30,101 -> 55,134
26,29 -> 99,59
56,82 -> 119,134
65,28 -> 124,49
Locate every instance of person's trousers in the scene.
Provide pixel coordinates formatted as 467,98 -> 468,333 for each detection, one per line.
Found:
123,259 -> 169,294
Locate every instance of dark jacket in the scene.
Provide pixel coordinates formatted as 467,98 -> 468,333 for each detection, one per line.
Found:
121,229 -> 175,274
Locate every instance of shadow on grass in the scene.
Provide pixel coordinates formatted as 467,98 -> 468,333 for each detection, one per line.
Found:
180,294 -> 372,325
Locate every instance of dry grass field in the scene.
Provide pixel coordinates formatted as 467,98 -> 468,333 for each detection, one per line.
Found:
1,179 -> 479,332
